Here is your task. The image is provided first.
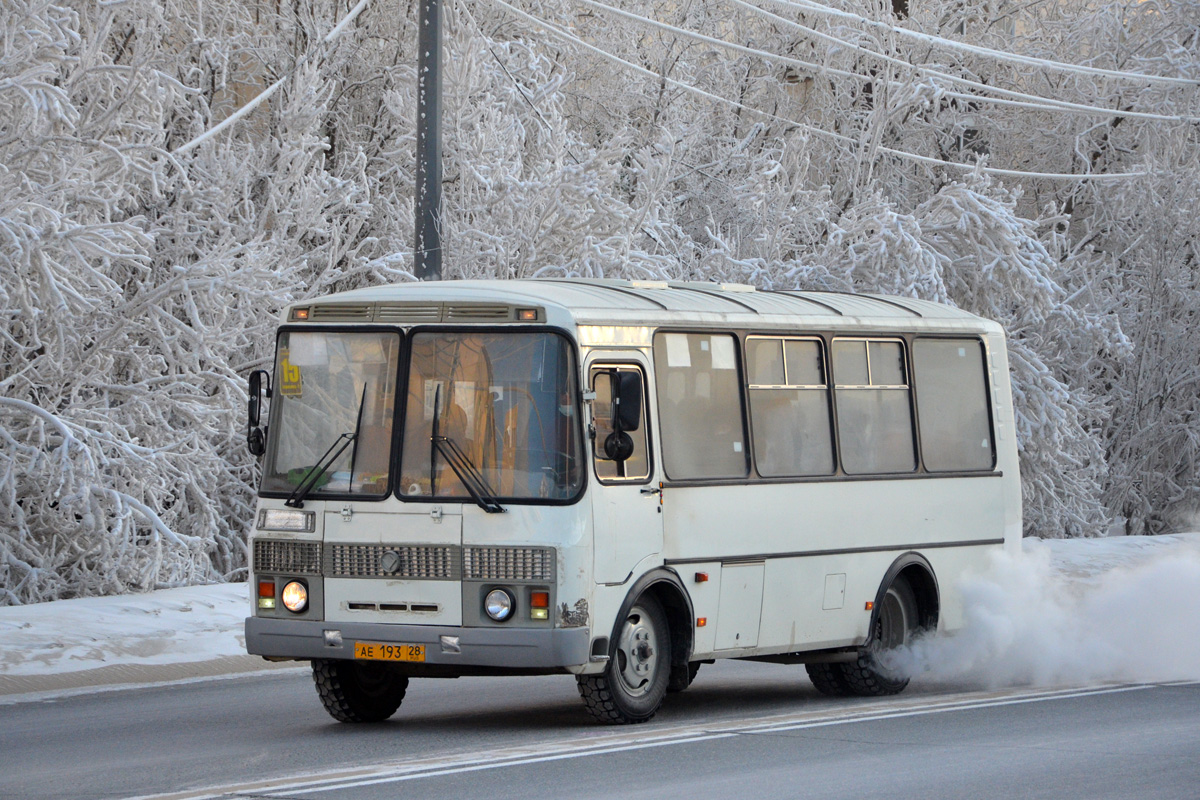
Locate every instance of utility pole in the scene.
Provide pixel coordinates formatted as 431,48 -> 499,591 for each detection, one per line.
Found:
413,0 -> 442,280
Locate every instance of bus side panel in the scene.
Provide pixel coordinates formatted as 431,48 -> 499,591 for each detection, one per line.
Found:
664,475 -> 1006,656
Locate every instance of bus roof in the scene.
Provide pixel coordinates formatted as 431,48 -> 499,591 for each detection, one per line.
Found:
288,278 -> 1001,334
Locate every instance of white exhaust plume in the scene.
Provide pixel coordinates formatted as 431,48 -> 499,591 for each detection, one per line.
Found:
899,535 -> 1200,687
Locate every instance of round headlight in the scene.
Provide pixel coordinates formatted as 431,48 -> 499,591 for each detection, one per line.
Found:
281,581 -> 308,613
485,588 -> 514,622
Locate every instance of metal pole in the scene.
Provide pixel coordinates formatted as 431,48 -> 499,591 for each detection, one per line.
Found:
414,0 -> 443,280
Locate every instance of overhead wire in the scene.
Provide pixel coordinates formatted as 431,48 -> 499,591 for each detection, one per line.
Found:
766,0 -> 1200,87
728,0 -> 1200,123
574,0 -> 1200,123
484,0 -> 1149,181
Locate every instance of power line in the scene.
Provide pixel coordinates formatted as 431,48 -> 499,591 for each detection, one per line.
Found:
575,0 -> 1200,123
767,0 -> 1200,87
485,0 -> 1149,182
729,0 -> 1200,123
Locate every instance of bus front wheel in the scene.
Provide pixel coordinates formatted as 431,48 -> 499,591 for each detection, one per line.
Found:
577,595 -> 671,724
311,659 -> 409,723
841,575 -> 919,696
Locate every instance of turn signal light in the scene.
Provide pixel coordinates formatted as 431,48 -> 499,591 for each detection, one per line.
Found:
865,601 -> 874,611
530,591 -> 550,608
258,580 -> 275,598
697,617 -> 707,627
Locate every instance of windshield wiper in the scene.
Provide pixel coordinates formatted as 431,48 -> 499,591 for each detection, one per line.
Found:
285,386 -> 367,509
430,386 -> 504,514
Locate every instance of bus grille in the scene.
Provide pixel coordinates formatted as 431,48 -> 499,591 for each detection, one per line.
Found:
254,541 -> 554,582
253,540 -> 322,575
327,544 -> 461,580
463,546 -> 555,582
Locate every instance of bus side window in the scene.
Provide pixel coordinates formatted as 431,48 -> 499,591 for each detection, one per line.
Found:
591,367 -> 651,482
746,337 -> 835,477
652,332 -> 748,480
913,338 -> 995,471
832,338 -> 917,475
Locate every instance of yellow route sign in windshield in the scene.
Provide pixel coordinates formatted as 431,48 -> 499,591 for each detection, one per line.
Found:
279,349 -> 303,397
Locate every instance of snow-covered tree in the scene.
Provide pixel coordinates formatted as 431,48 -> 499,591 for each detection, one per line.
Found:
4,0 -> 1199,603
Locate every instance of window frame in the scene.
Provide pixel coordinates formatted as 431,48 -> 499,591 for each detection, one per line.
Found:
911,334 -> 997,473
648,328 -> 1002,489
588,363 -> 654,485
394,325 -> 588,507
651,329 -> 751,482
744,335 -> 837,479
258,324 -> 406,503
830,336 -> 918,476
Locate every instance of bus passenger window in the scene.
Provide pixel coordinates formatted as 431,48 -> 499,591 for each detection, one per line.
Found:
833,338 -> 916,475
591,367 -> 651,482
913,338 -> 995,471
746,337 -> 834,477
652,333 -> 748,480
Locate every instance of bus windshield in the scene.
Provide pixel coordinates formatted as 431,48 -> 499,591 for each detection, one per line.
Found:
398,331 -> 583,502
261,330 -> 401,497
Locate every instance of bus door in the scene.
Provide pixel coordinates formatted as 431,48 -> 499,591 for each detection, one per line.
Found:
586,356 -> 662,584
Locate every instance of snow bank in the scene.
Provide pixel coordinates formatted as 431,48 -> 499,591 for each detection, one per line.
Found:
0,583 -> 249,677
900,533 -> 1200,687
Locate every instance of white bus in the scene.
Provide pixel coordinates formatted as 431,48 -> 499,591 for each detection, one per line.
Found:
245,278 -> 1021,724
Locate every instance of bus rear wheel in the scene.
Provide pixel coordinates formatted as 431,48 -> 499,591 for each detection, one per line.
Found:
805,662 -> 852,696
311,659 -> 409,723
577,595 -> 671,724
841,575 -> 919,696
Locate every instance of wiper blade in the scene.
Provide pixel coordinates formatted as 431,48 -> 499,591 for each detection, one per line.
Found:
285,386 -> 367,509
284,432 -> 355,508
432,434 -> 505,514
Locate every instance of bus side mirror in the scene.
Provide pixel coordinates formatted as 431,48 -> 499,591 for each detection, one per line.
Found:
602,371 -> 641,462
248,370 -> 271,457
613,372 -> 642,433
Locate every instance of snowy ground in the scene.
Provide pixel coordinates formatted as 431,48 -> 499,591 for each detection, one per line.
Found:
1,534 -> 1198,698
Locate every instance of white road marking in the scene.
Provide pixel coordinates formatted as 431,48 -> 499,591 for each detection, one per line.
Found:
128,681 -> 1193,800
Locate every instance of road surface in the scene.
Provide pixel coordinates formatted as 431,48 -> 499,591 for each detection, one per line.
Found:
2,661 -> 1197,799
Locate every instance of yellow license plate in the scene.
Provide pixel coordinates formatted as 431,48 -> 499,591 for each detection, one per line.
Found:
354,642 -> 426,662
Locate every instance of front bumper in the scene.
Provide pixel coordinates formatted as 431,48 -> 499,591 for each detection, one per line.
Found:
245,617 -> 591,669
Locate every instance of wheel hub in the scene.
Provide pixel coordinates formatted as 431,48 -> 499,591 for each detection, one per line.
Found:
617,607 -> 659,694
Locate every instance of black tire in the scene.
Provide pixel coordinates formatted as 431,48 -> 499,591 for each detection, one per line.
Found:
667,661 -> 701,693
311,659 -> 409,723
841,575 -> 919,697
805,662 -> 852,696
577,595 -> 671,724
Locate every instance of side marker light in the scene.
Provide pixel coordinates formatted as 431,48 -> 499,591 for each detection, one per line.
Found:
865,601 -> 874,611
694,572 -> 709,583
696,617 -> 707,627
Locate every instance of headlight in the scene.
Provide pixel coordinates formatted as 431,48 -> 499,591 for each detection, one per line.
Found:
484,588 -> 515,622
281,581 -> 308,613
258,508 -> 316,532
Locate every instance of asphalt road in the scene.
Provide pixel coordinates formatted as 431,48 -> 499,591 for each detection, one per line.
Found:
2,662 -> 1197,800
